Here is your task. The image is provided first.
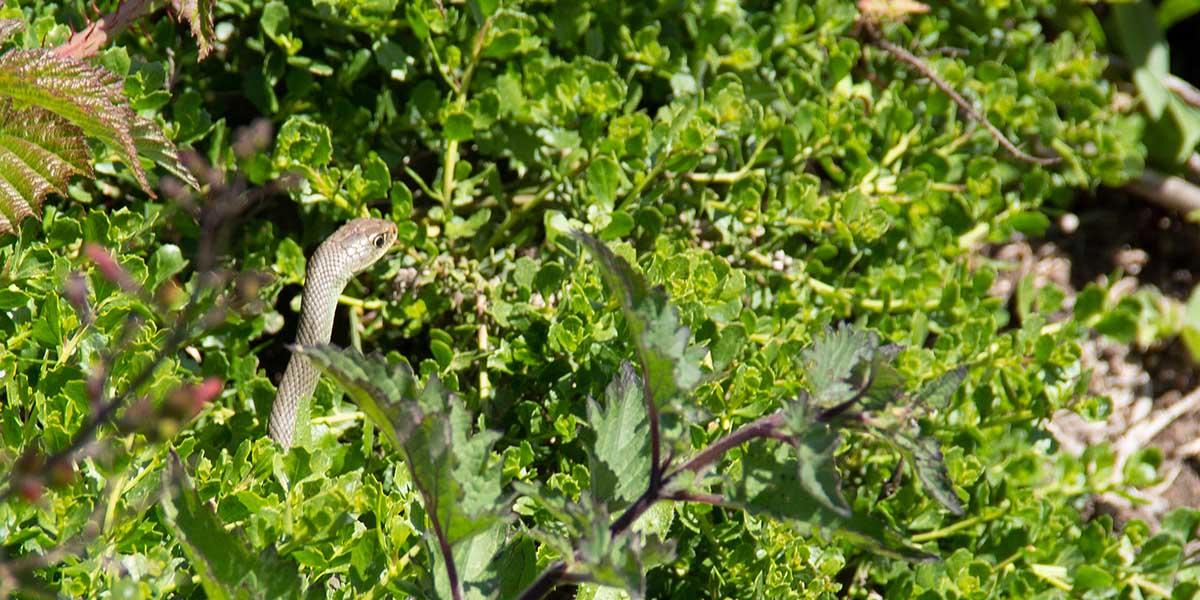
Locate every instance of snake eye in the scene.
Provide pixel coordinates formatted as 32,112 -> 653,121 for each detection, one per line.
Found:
373,235 -> 387,249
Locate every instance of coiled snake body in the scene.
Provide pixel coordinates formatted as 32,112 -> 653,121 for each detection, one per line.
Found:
268,218 -> 397,448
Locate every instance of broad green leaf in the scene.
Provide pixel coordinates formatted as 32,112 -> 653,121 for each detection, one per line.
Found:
588,362 -> 651,506
159,453 -> 301,599
296,344 -> 422,451
791,423 -> 850,517
574,232 -> 702,410
801,324 -> 876,408
728,443 -> 934,562
431,522 -> 506,600
587,155 -> 621,205
914,367 -> 967,411
408,389 -> 506,545
1157,0 -> 1200,29
1111,0 -> 1170,120
893,433 -> 965,516
149,244 -> 185,288
275,115 -> 332,167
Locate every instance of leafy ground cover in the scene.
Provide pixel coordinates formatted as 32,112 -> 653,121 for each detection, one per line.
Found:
3,0 -> 1200,597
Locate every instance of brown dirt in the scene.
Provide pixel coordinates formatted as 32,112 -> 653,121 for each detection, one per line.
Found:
980,187 -> 1200,527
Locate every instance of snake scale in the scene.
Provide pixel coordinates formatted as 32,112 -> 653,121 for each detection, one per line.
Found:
267,218 -> 398,448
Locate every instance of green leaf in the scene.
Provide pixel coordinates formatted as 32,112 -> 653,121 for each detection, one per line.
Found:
1112,0 -> 1170,120
574,232 -> 702,411
893,433 -> 965,516
149,244 -> 186,288
1184,284 -> 1200,361
587,155 -> 621,205
261,1 -> 302,54
728,442 -> 934,562
1073,564 -> 1114,591
588,362 -> 651,506
296,344 -> 422,451
444,111 -> 475,142
159,453 -> 301,600
914,367 -> 967,411
801,324 -> 876,408
1157,0 -> 1200,29
275,116 -> 332,167
410,388 -> 507,545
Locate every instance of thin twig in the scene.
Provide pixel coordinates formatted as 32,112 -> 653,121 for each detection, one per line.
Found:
54,0 -> 156,59
864,24 -> 1060,167
664,412 -> 785,483
518,409 -> 793,599
1123,169 -> 1200,215
407,456 -> 462,600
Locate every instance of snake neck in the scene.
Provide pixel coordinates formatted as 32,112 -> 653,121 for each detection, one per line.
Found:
294,243 -> 353,344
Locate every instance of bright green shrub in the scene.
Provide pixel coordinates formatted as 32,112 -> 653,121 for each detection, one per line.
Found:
1,0 -> 1197,598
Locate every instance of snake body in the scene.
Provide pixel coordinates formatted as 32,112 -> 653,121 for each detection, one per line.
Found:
268,218 -> 398,448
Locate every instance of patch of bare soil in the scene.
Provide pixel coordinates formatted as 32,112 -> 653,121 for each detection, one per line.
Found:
981,188 -> 1200,528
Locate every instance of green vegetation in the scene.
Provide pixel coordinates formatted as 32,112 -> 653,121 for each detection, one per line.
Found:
2,0 -> 1199,597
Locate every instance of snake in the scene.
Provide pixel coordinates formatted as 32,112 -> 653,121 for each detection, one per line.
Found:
267,218 -> 398,449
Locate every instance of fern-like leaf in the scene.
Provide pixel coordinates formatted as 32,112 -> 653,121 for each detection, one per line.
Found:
0,20 -> 21,45
0,97 -> 90,232
0,49 -> 148,188
168,0 -> 216,59
0,45 -> 199,232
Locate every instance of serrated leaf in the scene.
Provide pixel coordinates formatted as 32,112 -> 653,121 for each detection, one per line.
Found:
893,433 -> 965,516
431,521 -> 506,600
302,344 -> 508,598
0,97 -> 90,233
296,344 -> 422,451
0,48 -> 189,199
168,0 -> 216,59
572,499 -> 674,599
728,442 -> 934,562
159,453 -> 301,600
132,116 -> 201,190
914,367 -> 967,411
409,390 -> 506,545
588,362 -> 650,506
574,232 -> 702,410
791,423 -> 850,517
802,324 -> 876,408
0,20 -> 22,45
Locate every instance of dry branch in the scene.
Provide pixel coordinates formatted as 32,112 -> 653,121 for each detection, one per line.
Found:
863,24 -> 1061,167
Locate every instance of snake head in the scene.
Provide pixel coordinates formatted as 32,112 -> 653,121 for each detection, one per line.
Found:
323,217 -> 399,275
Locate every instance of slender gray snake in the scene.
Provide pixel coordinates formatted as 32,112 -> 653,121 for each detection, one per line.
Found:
267,218 -> 397,448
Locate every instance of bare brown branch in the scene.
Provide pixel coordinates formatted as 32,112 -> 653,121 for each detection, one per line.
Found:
54,0 -> 156,60
864,24 -> 1061,167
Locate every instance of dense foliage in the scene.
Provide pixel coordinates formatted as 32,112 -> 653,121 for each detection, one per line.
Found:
2,0 -> 1199,598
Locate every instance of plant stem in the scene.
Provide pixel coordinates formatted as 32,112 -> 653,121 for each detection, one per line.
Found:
518,410 -> 792,599
407,455 -> 462,600
909,502 -> 1009,543
864,23 -> 1059,167
440,17 -> 493,215
484,160 -> 587,251
684,137 -> 772,184
55,0 -> 156,59
665,412 -> 785,481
